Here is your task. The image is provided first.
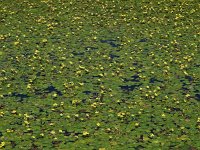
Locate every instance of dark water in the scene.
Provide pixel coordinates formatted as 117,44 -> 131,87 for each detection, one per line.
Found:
85,46 -> 98,51
83,91 -> 91,95
123,74 -> 140,82
149,77 -> 163,83
109,53 -> 119,59
4,92 -> 29,102
139,38 -> 148,42
120,84 -> 142,92
45,85 -> 62,96
100,39 -> 120,47
34,85 -> 62,96
195,94 -> 200,101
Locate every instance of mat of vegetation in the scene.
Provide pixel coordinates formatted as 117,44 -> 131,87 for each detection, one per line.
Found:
0,0 -> 200,149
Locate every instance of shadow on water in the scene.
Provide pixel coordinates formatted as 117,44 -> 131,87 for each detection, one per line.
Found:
139,38 -> 148,42
92,75 -> 103,78
72,51 -> 84,56
109,53 -> 119,60
83,91 -> 91,95
45,85 -> 62,96
131,74 -> 140,82
119,84 -> 142,92
63,130 -> 82,137
85,47 -> 98,51
181,80 -> 191,92
21,75 -> 29,82
63,130 -> 73,136
36,71 -> 46,77
195,94 -> 200,101
180,77 -> 200,102
100,39 -> 120,47
4,92 -> 29,102
34,85 -> 62,96
180,76 -> 193,92
142,48 -> 150,55
48,52 -> 57,60
123,74 -> 140,82
50,36 -> 61,44
22,49 -> 33,58
93,92 -> 99,97
88,92 -> 99,100
185,75 -> 193,82
133,62 -> 138,66
149,77 -> 163,83
166,106 -> 182,114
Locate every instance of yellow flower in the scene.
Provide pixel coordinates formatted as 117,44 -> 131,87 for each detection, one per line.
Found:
161,114 -> 166,117
31,136 -> 35,139
135,123 -> 139,126
27,84 -> 31,89
78,82 -> 84,86
185,94 -> 190,98
96,123 -> 101,126
40,133 -> 44,136
53,93 -> 58,97
50,130 -> 56,135
183,71 -> 188,75
82,131 -> 89,136
11,110 -> 17,114
42,39 -> 47,43
53,103 -> 58,107
0,142 -> 5,148
0,111 -> 4,117
24,120 -> 29,125
14,41 -> 19,45
150,133 -> 154,137
117,112 -> 125,118
72,99 -> 81,105
6,129 -> 14,133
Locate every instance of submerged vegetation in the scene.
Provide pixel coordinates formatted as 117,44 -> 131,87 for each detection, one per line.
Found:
0,0 -> 200,149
